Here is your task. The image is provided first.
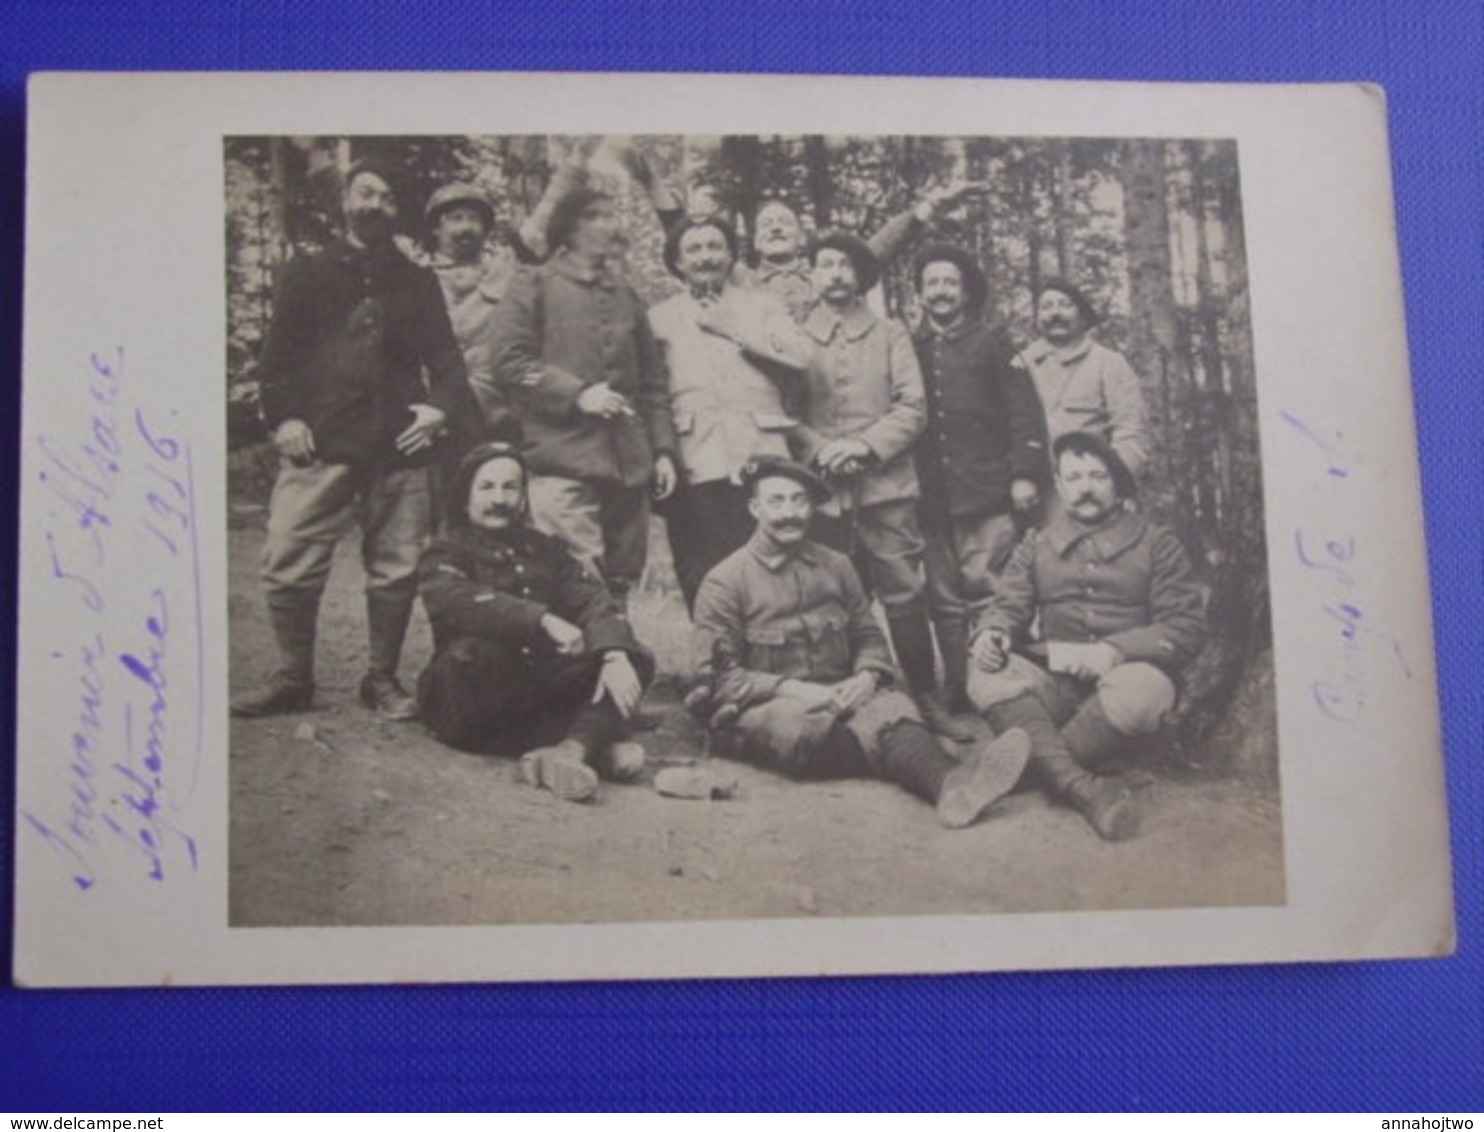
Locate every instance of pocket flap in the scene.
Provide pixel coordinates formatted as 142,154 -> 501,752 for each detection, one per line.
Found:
751,411 -> 798,431
744,627 -> 787,646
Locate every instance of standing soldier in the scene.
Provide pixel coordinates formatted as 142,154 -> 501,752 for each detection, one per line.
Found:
490,188 -> 678,597
233,161 -> 472,721
648,214 -> 811,610
1018,278 -> 1151,479
910,243 -> 1049,713
793,232 -> 967,741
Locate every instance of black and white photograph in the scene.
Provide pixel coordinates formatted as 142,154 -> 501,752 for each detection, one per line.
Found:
224,131 -> 1284,927
16,73 -> 1449,986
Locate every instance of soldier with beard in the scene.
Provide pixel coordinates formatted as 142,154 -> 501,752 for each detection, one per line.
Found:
416,441 -> 654,802
234,162 -> 473,721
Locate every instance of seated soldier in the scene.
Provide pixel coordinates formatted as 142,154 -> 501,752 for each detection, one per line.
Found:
416,440 -> 653,802
691,456 -> 1032,829
968,431 -> 1208,839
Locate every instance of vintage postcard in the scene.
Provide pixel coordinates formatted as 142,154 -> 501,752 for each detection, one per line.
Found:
15,73 -> 1453,985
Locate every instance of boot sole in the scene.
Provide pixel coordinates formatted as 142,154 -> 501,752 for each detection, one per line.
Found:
604,741 -> 647,782
519,749 -> 599,803
358,680 -> 419,722
230,687 -> 315,718
937,728 -> 1032,829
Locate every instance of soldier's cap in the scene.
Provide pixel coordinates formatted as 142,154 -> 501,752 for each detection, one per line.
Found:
1052,430 -> 1138,499
424,182 -> 495,230
662,213 -> 739,278
1035,276 -> 1101,327
914,242 -> 989,314
739,455 -> 831,505
447,420 -> 528,521
344,159 -> 405,202
546,186 -> 611,252
806,230 -> 881,294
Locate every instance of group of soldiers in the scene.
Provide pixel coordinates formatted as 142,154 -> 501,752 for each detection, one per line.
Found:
232,139 -> 1207,842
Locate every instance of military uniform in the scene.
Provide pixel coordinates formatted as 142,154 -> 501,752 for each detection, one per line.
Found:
417,520 -> 653,755
489,251 -> 677,591
692,531 -> 919,775
648,283 -> 809,608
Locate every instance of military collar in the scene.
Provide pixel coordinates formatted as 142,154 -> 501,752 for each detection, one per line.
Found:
755,258 -> 810,283
330,238 -> 403,270
1044,505 -> 1146,559
803,298 -> 876,344
465,520 -> 535,548
746,531 -> 821,572
1027,334 -> 1095,366
548,249 -> 619,288
917,314 -> 979,344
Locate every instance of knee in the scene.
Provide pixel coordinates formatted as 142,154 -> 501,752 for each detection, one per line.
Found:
874,564 -> 926,609
1097,663 -> 1176,734
966,665 -> 1034,712
734,698 -> 830,775
441,636 -> 498,667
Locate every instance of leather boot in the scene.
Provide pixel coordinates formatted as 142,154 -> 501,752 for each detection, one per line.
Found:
231,591 -> 318,717
875,719 -> 953,803
988,693 -> 1138,841
934,617 -> 972,713
361,591 -> 418,721
889,606 -> 976,743
1061,695 -> 1127,773
518,739 -> 599,803
936,727 -> 1032,829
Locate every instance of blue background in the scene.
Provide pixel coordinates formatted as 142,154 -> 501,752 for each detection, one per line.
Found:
1,0 -> 1480,1113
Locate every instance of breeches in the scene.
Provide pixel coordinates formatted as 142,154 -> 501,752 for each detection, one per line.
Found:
260,459 -> 431,599
814,499 -> 926,609
721,688 -> 920,778
922,509 -> 1020,620
527,474 -> 649,594
966,652 -> 1176,735
663,479 -> 755,612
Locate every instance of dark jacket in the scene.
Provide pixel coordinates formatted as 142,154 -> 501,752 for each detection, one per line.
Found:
258,240 -> 472,469
973,507 -> 1207,676
489,253 -> 677,487
912,318 -> 1050,521
418,521 -> 643,658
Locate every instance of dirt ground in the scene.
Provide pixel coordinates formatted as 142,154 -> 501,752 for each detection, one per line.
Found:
227,511 -> 1286,928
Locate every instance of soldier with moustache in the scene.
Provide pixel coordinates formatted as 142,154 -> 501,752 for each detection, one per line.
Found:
910,243 -> 1049,716
416,439 -> 654,803
647,214 -> 812,610
234,161 -> 472,722
968,431 -> 1207,839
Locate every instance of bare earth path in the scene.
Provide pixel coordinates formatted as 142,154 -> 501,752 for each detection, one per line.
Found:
228,521 -> 1285,928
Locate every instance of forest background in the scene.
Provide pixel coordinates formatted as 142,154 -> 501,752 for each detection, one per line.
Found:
223,132 -> 1274,782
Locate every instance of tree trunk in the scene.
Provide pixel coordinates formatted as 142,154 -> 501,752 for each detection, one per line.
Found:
803,135 -> 834,230
1052,139 -> 1075,277
1120,139 -> 1180,503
